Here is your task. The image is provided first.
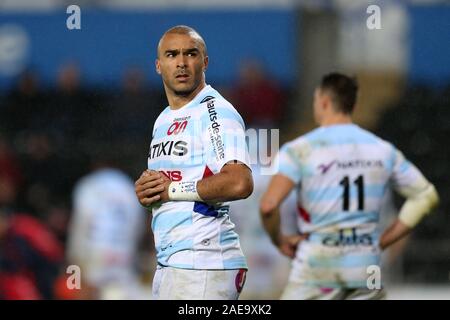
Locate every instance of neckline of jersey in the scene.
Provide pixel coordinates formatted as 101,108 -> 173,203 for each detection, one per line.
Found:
166,84 -> 212,113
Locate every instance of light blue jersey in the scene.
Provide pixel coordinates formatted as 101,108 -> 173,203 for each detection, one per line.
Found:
277,124 -> 428,287
147,85 -> 250,270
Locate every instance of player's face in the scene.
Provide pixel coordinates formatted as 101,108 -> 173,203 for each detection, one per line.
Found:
156,33 -> 208,97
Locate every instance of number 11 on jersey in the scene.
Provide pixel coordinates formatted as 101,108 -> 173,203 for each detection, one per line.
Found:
339,175 -> 364,211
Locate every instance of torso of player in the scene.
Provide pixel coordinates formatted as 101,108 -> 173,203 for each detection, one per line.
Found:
282,124 -> 395,236
146,85 -> 248,270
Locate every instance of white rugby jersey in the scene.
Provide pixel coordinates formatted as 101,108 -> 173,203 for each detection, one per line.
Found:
277,124 -> 429,287
147,85 -> 250,270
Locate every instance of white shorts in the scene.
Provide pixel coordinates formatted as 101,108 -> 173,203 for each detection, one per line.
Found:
152,266 -> 247,300
281,283 -> 386,300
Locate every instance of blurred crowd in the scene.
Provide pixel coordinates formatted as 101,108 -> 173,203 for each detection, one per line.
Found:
375,85 -> 450,283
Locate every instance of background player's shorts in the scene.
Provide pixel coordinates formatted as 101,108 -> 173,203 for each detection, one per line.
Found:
279,238 -> 385,300
281,284 -> 386,300
152,266 -> 247,300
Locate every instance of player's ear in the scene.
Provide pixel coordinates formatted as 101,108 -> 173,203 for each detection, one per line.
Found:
322,92 -> 331,110
203,56 -> 209,72
155,59 -> 161,75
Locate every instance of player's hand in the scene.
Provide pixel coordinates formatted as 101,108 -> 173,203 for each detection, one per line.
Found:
135,170 -> 166,207
277,234 -> 307,258
156,174 -> 172,203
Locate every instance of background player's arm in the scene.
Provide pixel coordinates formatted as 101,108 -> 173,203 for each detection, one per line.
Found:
379,148 -> 439,250
260,174 -> 305,258
380,182 -> 439,250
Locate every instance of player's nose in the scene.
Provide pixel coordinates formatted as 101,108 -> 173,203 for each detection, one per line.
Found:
176,55 -> 187,68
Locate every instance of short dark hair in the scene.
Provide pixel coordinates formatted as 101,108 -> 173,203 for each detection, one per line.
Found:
319,73 -> 358,114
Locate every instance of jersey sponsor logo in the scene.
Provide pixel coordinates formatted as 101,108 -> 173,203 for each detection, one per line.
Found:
167,120 -> 188,135
160,170 -> 182,181
207,100 -> 225,160
336,159 -> 383,170
148,140 -> 188,159
200,95 -> 215,103
318,160 -> 337,174
317,159 -> 383,174
322,228 -> 373,246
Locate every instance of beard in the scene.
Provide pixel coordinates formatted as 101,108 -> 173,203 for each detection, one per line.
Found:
173,87 -> 195,96
170,78 -> 200,97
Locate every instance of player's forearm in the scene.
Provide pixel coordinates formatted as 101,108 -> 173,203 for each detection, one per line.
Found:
164,163 -> 253,203
196,168 -> 253,202
379,219 -> 411,250
260,201 -> 282,246
380,183 -> 439,250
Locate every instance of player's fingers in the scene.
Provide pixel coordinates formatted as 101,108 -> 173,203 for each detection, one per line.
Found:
282,247 -> 295,259
141,194 -> 161,206
135,174 -> 162,188
135,171 -> 150,185
134,179 -> 164,193
289,235 -> 305,246
138,185 -> 165,198
279,243 -> 295,259
138,192 -> 160,205
136,185 -> 165,199
138,179 -> 166,191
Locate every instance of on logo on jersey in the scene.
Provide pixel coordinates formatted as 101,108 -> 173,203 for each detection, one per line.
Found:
167,120 -> 188,135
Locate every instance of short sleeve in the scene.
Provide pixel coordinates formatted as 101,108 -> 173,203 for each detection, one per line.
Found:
201,100 -> 250,171
390,147 -> 429,196
276,143 -> 302,184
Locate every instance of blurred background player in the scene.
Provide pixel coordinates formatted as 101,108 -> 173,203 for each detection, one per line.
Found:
134,25 -> 253,300
67,157 -> 147,299
260,73 -> 439,300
